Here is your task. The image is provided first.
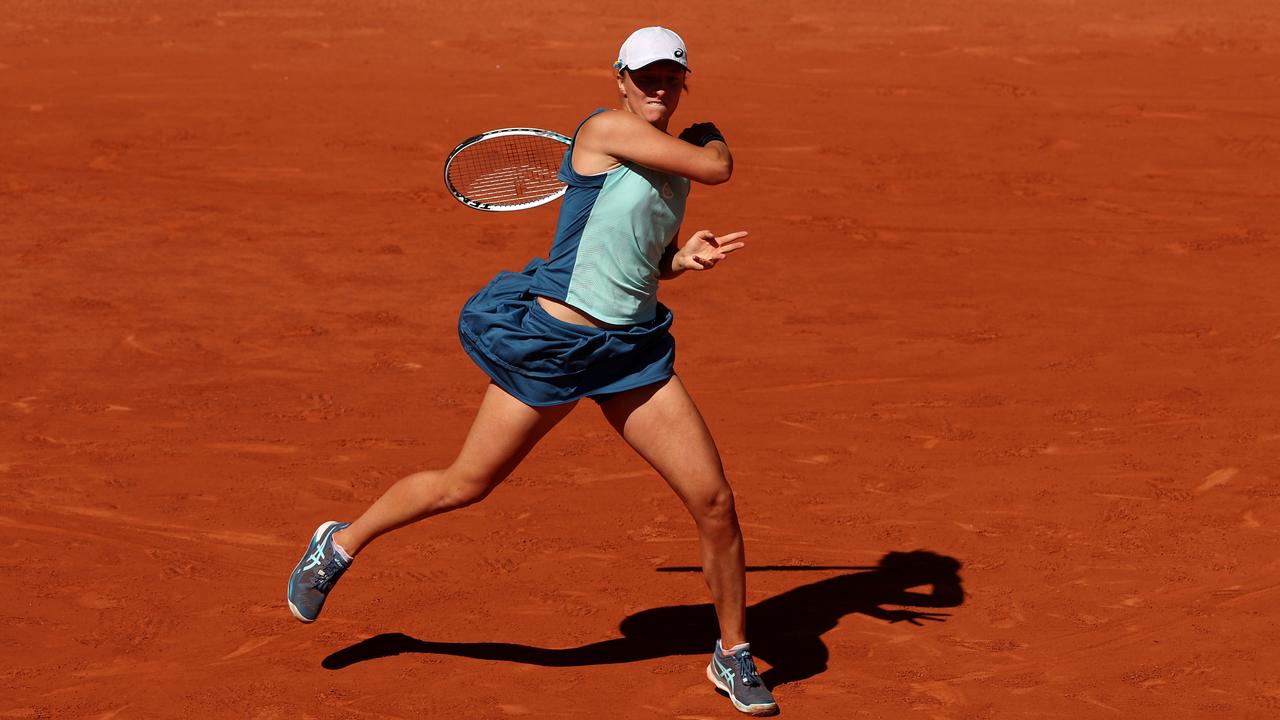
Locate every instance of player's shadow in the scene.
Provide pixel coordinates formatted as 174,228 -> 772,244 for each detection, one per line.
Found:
322,549 -> 963,686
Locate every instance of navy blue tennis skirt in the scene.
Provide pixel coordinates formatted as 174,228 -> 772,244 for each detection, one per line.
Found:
458,259 -> 676,406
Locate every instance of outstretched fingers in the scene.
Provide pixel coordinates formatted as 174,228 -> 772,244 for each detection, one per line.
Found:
684,229 -> 748,270
693,229 -> 748,249
712,231 -> 747,255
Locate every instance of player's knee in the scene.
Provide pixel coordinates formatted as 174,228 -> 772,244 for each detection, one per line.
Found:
449,485 -> 490,509
692,484 -> 736,526
442,474 -> 496,509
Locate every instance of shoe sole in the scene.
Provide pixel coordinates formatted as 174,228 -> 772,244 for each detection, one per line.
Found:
706,663 -> 779,716
287,520 -> 343,623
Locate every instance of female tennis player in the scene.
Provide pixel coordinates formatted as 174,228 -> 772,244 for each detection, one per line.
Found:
287,26 -> 777,715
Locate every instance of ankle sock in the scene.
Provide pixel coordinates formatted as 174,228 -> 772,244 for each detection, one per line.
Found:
332,538 -> 354,562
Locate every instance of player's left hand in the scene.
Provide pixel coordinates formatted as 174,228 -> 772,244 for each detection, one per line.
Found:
675,230 -> 747,271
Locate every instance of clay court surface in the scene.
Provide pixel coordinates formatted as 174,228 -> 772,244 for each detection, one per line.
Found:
4,1 -> 1280,717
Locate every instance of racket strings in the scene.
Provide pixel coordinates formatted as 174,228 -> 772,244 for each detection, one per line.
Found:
447,135 -> 566,206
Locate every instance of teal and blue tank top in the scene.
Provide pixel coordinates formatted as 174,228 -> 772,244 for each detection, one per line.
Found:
528,109 -> 691,325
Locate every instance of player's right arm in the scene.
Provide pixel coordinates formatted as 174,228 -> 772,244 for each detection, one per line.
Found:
574,110 -> 733,185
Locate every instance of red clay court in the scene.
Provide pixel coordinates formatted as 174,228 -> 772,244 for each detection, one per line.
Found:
3,1 -> 1279,717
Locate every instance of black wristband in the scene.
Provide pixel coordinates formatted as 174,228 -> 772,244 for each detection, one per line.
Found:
698,129 -> 726,147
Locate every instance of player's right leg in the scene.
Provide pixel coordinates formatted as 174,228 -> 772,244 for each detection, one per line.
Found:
599,376 -> 778,715
287,383 -> 575,622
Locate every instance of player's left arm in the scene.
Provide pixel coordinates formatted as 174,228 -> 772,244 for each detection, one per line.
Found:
659,228 -> 748,279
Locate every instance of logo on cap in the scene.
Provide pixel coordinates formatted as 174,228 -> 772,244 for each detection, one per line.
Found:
674,49 -> 684,58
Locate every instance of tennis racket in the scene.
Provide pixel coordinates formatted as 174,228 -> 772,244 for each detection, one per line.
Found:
443,128 -> 571,211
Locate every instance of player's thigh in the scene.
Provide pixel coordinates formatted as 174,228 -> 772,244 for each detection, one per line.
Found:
599,376 -> 728,506
451,383 -> 576,485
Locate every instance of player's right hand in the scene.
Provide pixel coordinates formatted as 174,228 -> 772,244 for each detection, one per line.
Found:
678,122 -> 726,147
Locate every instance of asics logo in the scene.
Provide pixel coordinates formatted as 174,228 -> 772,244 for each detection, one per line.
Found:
302,547 -> 325,571
715,657 -> 735,684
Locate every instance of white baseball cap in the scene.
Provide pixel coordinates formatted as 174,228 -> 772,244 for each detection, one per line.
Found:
613,26 -> 690,72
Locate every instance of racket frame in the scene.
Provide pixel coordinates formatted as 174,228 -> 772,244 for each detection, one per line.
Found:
443,127 -> 572,212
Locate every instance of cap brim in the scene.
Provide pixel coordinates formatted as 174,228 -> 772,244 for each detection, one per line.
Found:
617,55 -> 690,72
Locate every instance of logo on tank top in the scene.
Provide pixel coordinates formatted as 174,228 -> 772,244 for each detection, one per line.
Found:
661,181 -> 674,200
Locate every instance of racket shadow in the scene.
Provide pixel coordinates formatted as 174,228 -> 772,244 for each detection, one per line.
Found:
321,549 -> 964,687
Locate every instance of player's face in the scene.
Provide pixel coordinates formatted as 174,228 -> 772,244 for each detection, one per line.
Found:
617,61 -> 686,130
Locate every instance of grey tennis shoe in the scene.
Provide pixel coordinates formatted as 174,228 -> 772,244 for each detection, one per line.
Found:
287,520 -> 352,623
706,641 -> 779,715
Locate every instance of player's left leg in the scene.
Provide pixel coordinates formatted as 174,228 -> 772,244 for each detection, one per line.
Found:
287,383 -> 575,623
599,376 -> 777,715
